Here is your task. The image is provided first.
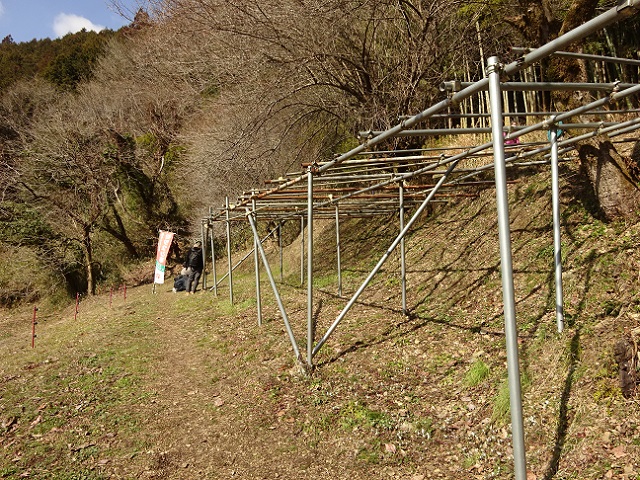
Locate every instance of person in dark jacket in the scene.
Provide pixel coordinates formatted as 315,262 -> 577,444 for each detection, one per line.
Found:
183,240 -> 204,294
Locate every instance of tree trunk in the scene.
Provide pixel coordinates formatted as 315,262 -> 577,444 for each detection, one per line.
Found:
548,0 -> 599,108
82,226 -> 95,296
102,203 -> 140,258
578,138 -> 640,221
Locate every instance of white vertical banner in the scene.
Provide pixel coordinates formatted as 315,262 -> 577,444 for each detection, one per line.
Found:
154,230 -> 175,284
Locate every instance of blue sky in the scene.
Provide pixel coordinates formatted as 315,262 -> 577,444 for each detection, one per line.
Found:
0,0 -> 140,43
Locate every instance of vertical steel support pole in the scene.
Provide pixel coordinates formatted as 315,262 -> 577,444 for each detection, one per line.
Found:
550,128 -> 565,333
246,210 -> 301,360
201,222 -> 207,290
335,204 -> 342,297
399,181 -> 407,315
300,216 -> 305,287
225,196 -> 234,304
279,222 -> 283,282
488,55 -> 527,480
307,168 -> 314,368
210,225 -> 217,296
252,198 -> 262,326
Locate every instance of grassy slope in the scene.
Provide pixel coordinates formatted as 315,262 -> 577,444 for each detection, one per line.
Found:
1,161 -> 640,480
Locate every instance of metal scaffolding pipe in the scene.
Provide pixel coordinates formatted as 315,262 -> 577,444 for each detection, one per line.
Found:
488,56 -> 527,480
512,46 -> 640,66
403,109 -> 640,119
279,222 -> 284,282
606,117 -> 640,136
307,167 -> 315,368
356,143 -> 543,156
210,222 -> 217,296
201,222 -> 207,290
504,2 -> 640,75
252,198 -> 262,326
300,216 -> 305,287
246,209 -> 302,361
312,158 -> 461,358
442,81 -> 637,93
335,204 -> 343,297
225,197 -> 234,305
550,129 -> 565,334
360,122 -> 624,138
399,182 -> 407,315
451,118 -> 640,187
252,191 -> 483,203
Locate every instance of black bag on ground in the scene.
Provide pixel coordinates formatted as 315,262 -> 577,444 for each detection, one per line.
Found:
173,275 -> 187,292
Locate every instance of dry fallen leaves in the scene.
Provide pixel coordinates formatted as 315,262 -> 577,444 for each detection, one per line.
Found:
610,445 -> 627,459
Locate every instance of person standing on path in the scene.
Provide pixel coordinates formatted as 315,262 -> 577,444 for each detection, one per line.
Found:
183,240 -> 204,294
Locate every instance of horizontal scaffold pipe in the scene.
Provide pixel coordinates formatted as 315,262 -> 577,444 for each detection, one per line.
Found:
352,141 -> 551,157
244,181 -> 497,197
401,109 -> 640,119
511,46 -> 640,66
610,120 -> 640,137
359,122 -> 627,138
250,195 -> 474,209
252,197 -> 457,224
208,206 -> 248,223
441,81 -> 637,93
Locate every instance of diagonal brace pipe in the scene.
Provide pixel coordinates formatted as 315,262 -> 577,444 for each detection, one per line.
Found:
312,158 -> 461,358
246,209 -> 302,362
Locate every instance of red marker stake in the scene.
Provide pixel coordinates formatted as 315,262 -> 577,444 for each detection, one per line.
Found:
31,306 -> 38,348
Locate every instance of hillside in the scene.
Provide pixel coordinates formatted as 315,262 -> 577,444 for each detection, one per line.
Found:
2,0 -> 640,304
2,159 -> 640,479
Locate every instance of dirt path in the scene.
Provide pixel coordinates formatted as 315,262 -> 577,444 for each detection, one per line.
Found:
120,288 -> 447,480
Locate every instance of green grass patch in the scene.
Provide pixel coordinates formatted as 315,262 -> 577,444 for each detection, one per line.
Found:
492,370 -> 531,424
464,360 -> 490,387
313,273 -> 339,289
339,401 -> 393,431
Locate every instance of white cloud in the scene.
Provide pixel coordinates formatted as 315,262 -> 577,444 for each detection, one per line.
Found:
53,13 -> 105,37
0,2 -> 4,17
